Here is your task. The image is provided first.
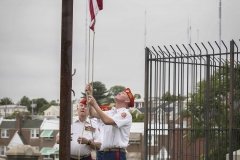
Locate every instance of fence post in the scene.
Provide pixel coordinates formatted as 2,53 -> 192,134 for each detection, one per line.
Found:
228,40 -> 234,160
204,55 -> 211,160
144,47 -> 150,160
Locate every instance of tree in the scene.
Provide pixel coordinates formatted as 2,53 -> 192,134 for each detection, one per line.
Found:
19,96 -> 32,111
183,64 -> 240,159
161,91 -> 185,102
134,94 -> 141,99
0,97 -> 14,105
49,100 -> 59,106
108,85 -> 126,103
130,110 -> 144,122
161,92 -> 175,102
38,104 -> 51,114
83,81 -> 110,105
33,98 -> 49,114
109,85 -> 126,97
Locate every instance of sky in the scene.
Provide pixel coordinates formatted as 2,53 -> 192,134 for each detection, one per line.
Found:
0,0 -> 240,103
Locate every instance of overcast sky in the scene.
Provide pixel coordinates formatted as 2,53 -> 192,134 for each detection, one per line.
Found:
0,0 -> 240,103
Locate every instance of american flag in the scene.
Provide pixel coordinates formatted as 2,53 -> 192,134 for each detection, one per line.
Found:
89,0 -> 103,31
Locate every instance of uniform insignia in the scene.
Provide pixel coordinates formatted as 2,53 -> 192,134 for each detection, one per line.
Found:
121,112 -> 127,118
85,126 -> 96,132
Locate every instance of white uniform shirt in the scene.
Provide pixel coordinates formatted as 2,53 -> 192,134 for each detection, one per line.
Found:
100,107 -> 132,150
70,118 -> 98,158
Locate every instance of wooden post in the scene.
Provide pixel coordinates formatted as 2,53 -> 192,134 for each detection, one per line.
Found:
59,0 -> 73,159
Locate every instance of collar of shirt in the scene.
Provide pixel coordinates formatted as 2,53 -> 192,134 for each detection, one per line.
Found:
116,107 -> 128,113
106,107 -> 128,118
74,117 -> 91,124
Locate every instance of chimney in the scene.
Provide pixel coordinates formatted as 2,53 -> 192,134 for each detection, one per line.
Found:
15,112 -> 22,134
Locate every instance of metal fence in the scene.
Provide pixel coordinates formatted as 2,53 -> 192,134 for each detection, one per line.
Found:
144,40 -> 240,160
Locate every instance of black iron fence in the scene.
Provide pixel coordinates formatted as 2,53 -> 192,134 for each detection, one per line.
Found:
144,40 -> 240,160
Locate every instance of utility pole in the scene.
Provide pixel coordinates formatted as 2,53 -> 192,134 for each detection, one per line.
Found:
31,100 -> 36,116
59,0 -> 73,159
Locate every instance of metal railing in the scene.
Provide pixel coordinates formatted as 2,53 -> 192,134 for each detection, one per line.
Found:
144,40 -> 240,160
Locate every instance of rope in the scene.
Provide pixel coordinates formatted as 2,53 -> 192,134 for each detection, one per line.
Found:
84,0 -> 88,85
87,29 -> 98,160
78,121 -> 86,160
88,28 -> 91,84
78,17 -> 98,160
78,1 -> 98,159
91,31 -> 95,83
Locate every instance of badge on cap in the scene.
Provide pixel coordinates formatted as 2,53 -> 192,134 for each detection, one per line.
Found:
124,88 -> 134,107
80,98 -> 87,105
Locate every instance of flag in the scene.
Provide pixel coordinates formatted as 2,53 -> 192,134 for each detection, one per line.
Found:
89,0 -> 103,31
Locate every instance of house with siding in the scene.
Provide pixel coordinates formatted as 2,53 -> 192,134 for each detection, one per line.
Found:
0,115 -> 43,159
43,103 -> 78,118
39,118 -> 59,160
43,106 -> 60,117
0,105 -> 28,117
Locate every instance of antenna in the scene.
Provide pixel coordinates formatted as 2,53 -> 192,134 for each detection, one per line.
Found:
219,0 -> 222,50
144,9 -> 147,49
188,17 -> 192,45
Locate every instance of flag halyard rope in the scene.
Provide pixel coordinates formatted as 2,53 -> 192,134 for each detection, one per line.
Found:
78,0 -> 102,159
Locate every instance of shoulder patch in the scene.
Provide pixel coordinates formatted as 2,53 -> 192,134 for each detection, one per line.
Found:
121,112 -> 127,118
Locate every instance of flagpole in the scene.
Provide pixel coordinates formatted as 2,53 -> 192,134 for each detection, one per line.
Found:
85,0 -> 88,85
91,31 -> 95,83
88,0 -> 103,84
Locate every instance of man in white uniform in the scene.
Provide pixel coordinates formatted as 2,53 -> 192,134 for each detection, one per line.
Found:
57,98 -> 101,160
86,85 -> 134,160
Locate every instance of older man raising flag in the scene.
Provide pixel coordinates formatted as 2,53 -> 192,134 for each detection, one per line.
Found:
86,84 -> 134,160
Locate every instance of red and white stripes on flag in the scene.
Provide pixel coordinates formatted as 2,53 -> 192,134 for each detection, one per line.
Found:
89,0 -> 103,31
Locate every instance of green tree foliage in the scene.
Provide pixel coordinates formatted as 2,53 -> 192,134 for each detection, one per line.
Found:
33,98 -> 49,114
38,104 -> 51,114
130,110 -> 144,122
83,81 -> 110,105
183,64 -> 240,159
19,96 -> 55,114
0,97 -> 14,105
49,100 -> 59,106
19,96 -> 32,111
161,91 -> 185,102
108,85 -> 126,103
109,85 -> 126,97
134,94 -> 141,99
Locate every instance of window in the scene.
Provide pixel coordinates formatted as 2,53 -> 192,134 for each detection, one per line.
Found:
0,146 -> 6,155
31,129 -> 40,138
1,129 -> 9,138
40,130 -> 54,140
